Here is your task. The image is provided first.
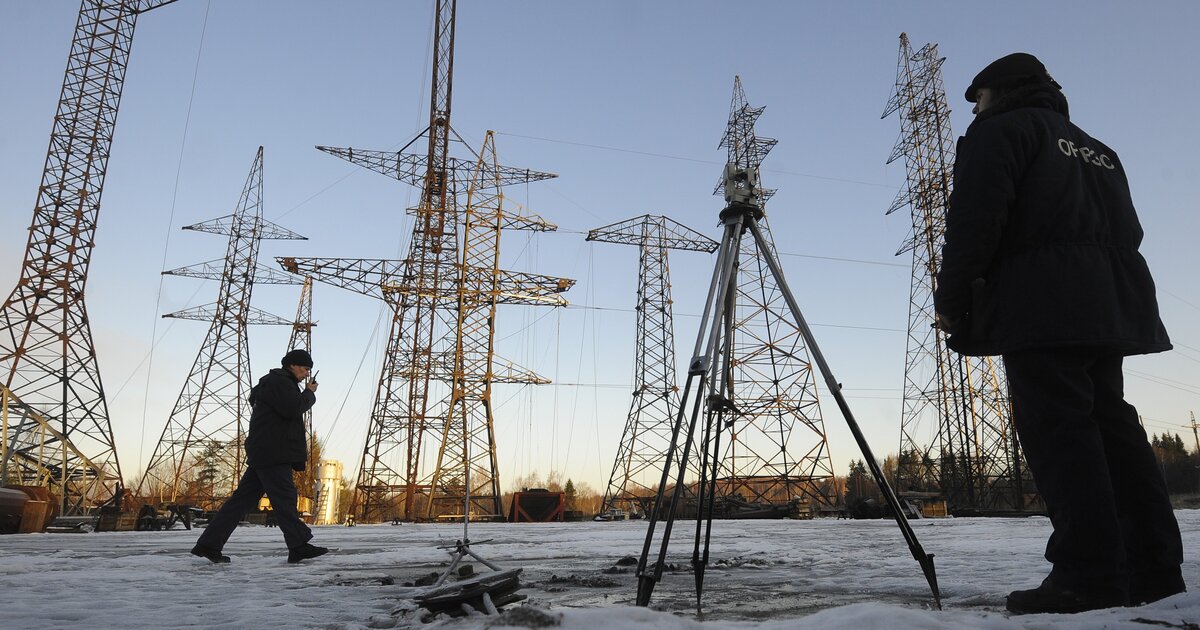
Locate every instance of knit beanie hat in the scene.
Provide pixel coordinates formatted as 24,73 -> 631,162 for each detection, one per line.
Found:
965,52 -> 1061,102
281,349 -> 314,368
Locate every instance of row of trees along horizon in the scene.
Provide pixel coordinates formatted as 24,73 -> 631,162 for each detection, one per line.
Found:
129,431 -> 1199,523
843,432 -> 1200,509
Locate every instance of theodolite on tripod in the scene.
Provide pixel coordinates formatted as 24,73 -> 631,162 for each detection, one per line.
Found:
633,164 -> 942,613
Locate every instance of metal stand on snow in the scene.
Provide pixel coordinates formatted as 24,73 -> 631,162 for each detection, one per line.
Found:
415,454 -> 525,617
633,165 -> 942,612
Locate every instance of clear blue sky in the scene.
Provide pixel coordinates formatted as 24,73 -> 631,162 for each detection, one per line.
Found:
2,1 -> 1198,494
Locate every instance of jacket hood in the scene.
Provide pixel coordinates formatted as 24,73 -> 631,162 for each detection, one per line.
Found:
970,82 -> 1070,131
249,368 -> 297,407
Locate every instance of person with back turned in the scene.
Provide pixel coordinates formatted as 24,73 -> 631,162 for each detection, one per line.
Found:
190,349 -> 329,564
935,52 -> 1184,614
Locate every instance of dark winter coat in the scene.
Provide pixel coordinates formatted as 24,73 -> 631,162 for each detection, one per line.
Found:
245,368 -> 315,469
934,83 -> 1171,357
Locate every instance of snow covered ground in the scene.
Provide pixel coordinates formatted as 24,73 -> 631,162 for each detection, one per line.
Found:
1,510 -> 1197,629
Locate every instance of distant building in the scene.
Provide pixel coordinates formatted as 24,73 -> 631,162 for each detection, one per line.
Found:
316,460 -> 344,525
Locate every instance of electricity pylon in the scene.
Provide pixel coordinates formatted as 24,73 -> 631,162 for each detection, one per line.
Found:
588,215 -> 717,517
710,77 -> 836,510
278,250 -> 571,522
293,0 -> 570,522
138,147 -> 306,510
883,33 -> 1025,512
286,277 -> 319,512
0,0 -> 179,514
301,0 -> 461,523
426,131 -> 566,519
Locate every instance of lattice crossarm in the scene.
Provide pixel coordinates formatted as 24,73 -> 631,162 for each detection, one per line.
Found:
133,0 -> 181,13
588,215 -> 719,253
162,259 -> 224,280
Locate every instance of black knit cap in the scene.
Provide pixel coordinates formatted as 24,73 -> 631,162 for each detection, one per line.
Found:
965,52 -> 1061,102
281,349 -> 313,368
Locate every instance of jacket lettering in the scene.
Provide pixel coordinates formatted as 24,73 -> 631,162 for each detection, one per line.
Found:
1057,138 -> 1115,169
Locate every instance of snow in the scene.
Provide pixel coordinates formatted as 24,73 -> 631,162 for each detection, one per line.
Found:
1,511 -> 1197,629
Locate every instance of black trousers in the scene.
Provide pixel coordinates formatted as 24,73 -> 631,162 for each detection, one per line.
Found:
1004,349 -> 1183,595
196,464 -> 313,551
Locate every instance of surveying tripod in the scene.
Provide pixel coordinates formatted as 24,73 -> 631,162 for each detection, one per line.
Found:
633,165 -> 941,612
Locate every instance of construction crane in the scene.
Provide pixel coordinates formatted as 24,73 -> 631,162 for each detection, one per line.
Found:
709,77 -> 837,512
883,33 -> 1026,513
0,0 -> 179,515
588,215 -> 717,518
137,147 -> 306,511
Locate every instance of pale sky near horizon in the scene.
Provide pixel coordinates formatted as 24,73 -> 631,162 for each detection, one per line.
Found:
1,1 -> 1198,495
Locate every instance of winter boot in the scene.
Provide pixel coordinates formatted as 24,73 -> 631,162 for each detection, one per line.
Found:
1130,571 -> 1186,605
287,543 -> 329,564
190,543 -> 231,564
1006,576 -> 1126,615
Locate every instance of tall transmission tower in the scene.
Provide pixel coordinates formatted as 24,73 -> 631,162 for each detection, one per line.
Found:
138,147 -> 306,510
426,131 -> 566,519
882,33 -> 1025,513
285,277 -> 318,511
287,0 -> 569,522
1189,411 -> 1199,456
278,252 -> 570,522
0,0 -> 179,514
306,0 -> 464,523
710,77 -> 836,510
588,215 -> 717,516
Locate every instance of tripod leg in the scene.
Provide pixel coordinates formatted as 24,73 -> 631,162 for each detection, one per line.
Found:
693,259 -> 738,614
636,217 -> 746,608
636,370 -> 707,606
744,219 -> 942,609
693,403 -> 728,614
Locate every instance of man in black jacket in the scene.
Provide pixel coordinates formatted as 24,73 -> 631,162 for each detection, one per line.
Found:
935,53 -> 1184,614
191,349 -> 328,564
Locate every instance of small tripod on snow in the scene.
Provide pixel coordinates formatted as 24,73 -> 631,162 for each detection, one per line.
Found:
633,164 -> 942,612
415,450 -> 524,617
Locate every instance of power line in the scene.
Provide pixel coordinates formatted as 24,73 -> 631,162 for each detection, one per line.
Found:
560,302 -> 903,333
567,226 -> 909,269
494,130 -> 898,190
1127,369 -> 1200,397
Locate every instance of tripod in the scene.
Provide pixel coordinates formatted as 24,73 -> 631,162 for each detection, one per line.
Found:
415,433 -> 525,617
633,165 -> 941,612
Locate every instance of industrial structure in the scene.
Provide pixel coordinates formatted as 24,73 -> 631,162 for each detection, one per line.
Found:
286,277 -> 319,514
425,131 -> 567,519
588,215 -> 717,517
316,459 -> 343,525
0,0 -> 179,514
280,0 -> 571,522
137,147 -> 305,511
709,77 -> 837,511
635,84 -> 942,609
882,33 -> 1027,513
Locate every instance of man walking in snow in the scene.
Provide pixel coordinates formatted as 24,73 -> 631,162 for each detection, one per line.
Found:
191,349 -> 328,564
935,52 -> 1184,614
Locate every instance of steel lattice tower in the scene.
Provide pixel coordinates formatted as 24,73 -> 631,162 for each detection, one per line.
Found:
882,33 -> 1025,512
0,0 -> 178,514
286,277 -> 318,510
286,1 -> 570,522
311,0 -> 464,523
278,253 -> 569,521
710,77 -> 836,509
137,147 -> 305,510
426,131 -> 565,519
588,215 -> 717,516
